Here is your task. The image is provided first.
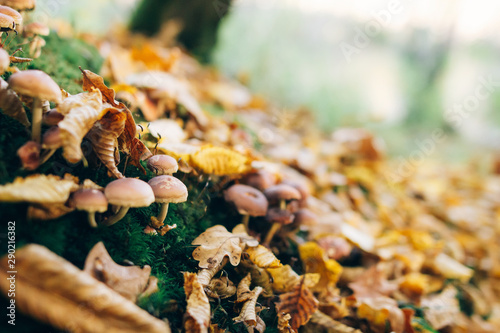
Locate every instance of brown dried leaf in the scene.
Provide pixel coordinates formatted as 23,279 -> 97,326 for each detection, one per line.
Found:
197,257 -> 228,287
0,77 -> 30,127
81,68 -> 120,107
276,278 -> 319,331
235,258 -> 273,297
277,313 -> 293,333
206,276 -> 236,300
28,202 -> 74,220
246,245 -> 282,268
302,311 -> 362,333
184,272 -> 210,333
267,265 -> 320,293
357,297 -> 405,333
83,242 -> 152,302
57,91 -> 103,163
86,106 -> 127,179
421,286 -> 460,330
0,244 -> 170,333
192,224 -> 258,269
348,265 -> 398,299
236,273 -> 253,303
0,174 -> 78,203
233,286 -> 263,326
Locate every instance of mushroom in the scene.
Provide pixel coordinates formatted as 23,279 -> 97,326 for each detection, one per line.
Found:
0,12 -> 15,36
102,178 -> 155,226
0,48 -> 9,75
43,109 -> 64,126
263,207 -> 295,246
263,184 -> 301,211
8,70 -> 62,143
17,140 -> 40,170
148,175 -> 188,225
71,189 -> 108,228
0,0 -> 35,12
146,154 -> 178,175
241,169 -> 277,191
223,184 -> 268,232
23,22 -> 49,58
0,6 -> 21,30
281,179 -> 310,208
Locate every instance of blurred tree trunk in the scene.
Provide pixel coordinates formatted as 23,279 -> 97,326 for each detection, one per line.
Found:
130,0 -> 231,62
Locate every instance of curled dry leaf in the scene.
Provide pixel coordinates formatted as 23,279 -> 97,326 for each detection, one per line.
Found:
245,245 -> 282,268
421,285 -> 460,330
267,265 -> 320,294
184,272 -> 210,333
0,77 -> 30,127
28,202 -> 74,220
86,106 -> 127,179
57,90 -> 103,163
236,273 -> 253,303
0,244 -> 170,333
190,146 -> 252,175
277,313 -> 293,333
197,257 -> 228,287
191,224 -> 258,269
302,311 -> 362,333
83,242 -> 153,302
0,174 -> 78,204
233,286 -> 263,327
357,297 -> 405,333
206,275 -> 236,300
275,278 -> 319,332
235,258 -> 273,297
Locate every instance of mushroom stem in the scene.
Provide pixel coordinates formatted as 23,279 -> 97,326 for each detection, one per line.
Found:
31,97 -> 42,143
279,199 -> 286,210
242,214 -> 250,232
87,212 -> 98,228
156,203 -> 170,224
263,223 -> 281,247
101,206 -> 130,227
39,148 -> 56,164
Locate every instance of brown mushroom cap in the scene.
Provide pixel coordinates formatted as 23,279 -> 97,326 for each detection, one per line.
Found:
23,21 -> 49,36
241,170 -> 277,191
281,179 -> 310,207
72,189 -> 108,213
147,155 -> 178,175
264,184 -> 301,205
266,207 -> 295,225
148,175 -> 188,204
0,0 -> 35,11
224,184 -> 268,217
0,6 -> 21,26
42,126 -> 62,149
43,109 -> 64,126
0,12 -> 15,30
0,48 -> 9,75
104,178 -> 155,207
8,70 -> 62,103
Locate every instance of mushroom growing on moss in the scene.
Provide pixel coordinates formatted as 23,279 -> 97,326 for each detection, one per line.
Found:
8,70 -> 62,143
264,184 -> 301,211
102,178 -> 155,227
148,175 -> 188,226
0,12 -> 15,36
146,154 -> 178,175
224,184 -> 268,232
71,189 -> 108,228
0,6 -> 21,29
263,207 -> 295,246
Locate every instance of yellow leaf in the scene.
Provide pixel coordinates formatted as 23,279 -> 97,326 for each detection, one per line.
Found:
299,242 -> 343,294
246,245 -> 282,268
267,265 -> 320,293
191,146 -> 251,175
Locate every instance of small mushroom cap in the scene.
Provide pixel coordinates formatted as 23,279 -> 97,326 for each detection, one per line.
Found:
0,48 -> 9,75
72,189 -> 108,213
0,0 -> 35,11
8,70 -> 62,103
105,178 -> 155,207
43,109 -> 64,126
266,207 -> 295,225
148,175 -> 188,204
241,170 -> 277,191
0,6 -> 21,26
147,155 -> 178,175
23,21 -> 49,36
0,12 -> 15,30
264,184 -> 301,204
42,126 -> 62,149
224,184 -> 268,217
281,179 -> 310,207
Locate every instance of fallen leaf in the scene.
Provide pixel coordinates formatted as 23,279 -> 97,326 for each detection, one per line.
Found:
357,296 -> 405,333
348,265 -> 398,299
192,224 -> 258,269
206,276 -> 236,300
197,257 -> 228,287
275,278 -> 319,331
0,77 -> 30,127
83,242 -> 153,302
233,286 -> 263,327
184,272 -> 210,333
302,311 -> 362,333
246,245 -> 282,268
421,286 -> 460,330
267,265 -> 320,293
191,146 -> 252,175
236,273 -> 253,303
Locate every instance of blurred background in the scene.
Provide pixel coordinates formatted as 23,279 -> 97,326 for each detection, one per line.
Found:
35,0 -> 500,160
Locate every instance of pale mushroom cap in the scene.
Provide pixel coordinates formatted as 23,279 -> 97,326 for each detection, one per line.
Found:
24,21 -> 48,36
73,189 -> 108,213
242,170 -> 277,191
264,184 -> 301,203
0,0 -> 35,11
0,48 -> 9,75
224,184 -> 268,217
0,12 -> 15,30
148,175 -> 188,204
147,155 -> 178,175
266,207 -> 295,225
8,70 -> 62,103
0,6 -> 21,26
105,178 -> 155,207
